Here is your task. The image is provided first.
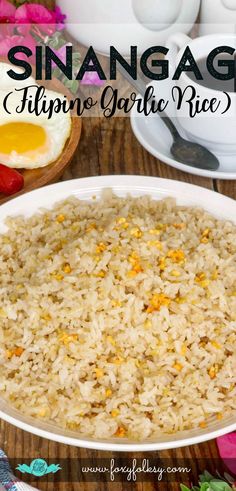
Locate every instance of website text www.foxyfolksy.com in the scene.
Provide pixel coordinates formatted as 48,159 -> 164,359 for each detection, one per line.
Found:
81,458 -> 191,482
12,457 -> 235,484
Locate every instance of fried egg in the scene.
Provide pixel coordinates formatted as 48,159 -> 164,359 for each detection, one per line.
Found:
0,64 -> 72,169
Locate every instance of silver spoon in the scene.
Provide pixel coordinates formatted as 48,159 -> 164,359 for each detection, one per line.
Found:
118,66 -> 220,171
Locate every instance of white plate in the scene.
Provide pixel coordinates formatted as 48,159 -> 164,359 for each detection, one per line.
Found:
0,175 -> 235,451
131,82 -> 236,180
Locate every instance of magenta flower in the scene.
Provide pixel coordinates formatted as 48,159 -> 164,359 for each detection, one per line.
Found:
0,0 -> 16,37
0,1 -> 78,89
0,0 -> 16,23
51,43 -> 72,68
53,6 -> 66,28
0,22 -> 15,40
217,433 -> 236,476
15,4 -> 57,35
81,71 -> 104,86
0,33 -> 36,60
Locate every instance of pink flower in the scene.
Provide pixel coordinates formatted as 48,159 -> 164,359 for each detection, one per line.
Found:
0,33 -> 36,60
0,0 -> 16,37
15,4 -> 57,35
217,433 -> 236,476
81,71 -> 104,86
53,6 -> 66,29
0,22 -> 15,39
51,43 -> 72,68
0,0 -> 16,22
0,1 -> 68,63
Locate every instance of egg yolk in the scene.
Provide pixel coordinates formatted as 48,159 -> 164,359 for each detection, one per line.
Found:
0,123 -> 47,155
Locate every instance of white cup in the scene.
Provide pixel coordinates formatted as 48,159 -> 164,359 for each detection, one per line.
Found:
56,0 -> 200,56
166,33 -> 236,156
200,0 -> 236,36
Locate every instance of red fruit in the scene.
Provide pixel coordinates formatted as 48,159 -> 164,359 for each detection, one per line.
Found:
0,164 -> 24,196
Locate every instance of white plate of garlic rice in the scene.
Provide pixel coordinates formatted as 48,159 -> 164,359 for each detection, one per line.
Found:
0,175 -> 235,451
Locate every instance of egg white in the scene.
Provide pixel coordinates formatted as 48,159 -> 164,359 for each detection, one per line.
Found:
0,62 -> 36,90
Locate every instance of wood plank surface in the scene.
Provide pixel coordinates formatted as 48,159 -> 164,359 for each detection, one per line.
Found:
215,180 -> 236,200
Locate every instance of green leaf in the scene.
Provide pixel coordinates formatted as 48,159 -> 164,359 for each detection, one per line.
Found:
51,68 -> 62,79
47,32 -> 66,50
223,472 -> 235,485
210,481 -> 232,491
73,53 -> 81,62
180,471 -> 233,491
199,483 -> 210,491
31,33 -> 44,44
200,472 -> 215,483
62,78 -> 79,95
13,0 -> 26,5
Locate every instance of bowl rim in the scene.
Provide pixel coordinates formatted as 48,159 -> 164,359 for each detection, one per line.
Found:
0,174 -> 235,451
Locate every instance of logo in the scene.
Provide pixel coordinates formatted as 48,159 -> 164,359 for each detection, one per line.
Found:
16,459 -> 61,477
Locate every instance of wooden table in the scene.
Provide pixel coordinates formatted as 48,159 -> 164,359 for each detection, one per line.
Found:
0,115 -> 235,490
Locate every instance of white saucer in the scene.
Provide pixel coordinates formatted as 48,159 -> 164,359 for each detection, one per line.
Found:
131,83 -> 236,180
